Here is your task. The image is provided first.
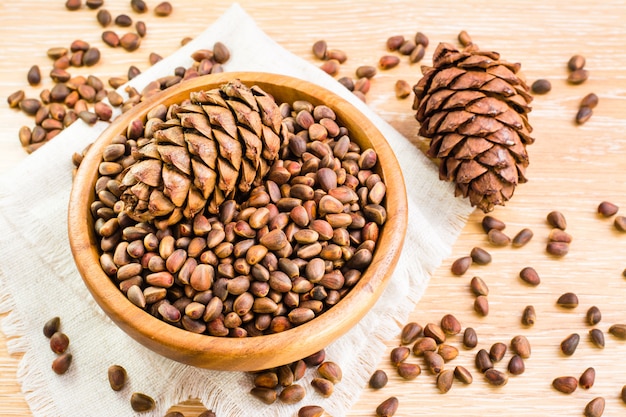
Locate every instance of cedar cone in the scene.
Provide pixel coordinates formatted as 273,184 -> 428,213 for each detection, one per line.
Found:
412,42 -> 534,212
119,80 -> 283,227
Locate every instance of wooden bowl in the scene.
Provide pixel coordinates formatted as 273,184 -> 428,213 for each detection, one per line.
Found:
68,72 -> 407,371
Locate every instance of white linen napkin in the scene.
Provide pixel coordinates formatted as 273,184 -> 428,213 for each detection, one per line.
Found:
0,4 -> 473,416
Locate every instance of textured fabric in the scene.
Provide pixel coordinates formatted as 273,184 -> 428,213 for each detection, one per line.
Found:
0,4 -> 473,416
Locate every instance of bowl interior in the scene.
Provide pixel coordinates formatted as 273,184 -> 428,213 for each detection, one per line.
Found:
68,72 -> 407,371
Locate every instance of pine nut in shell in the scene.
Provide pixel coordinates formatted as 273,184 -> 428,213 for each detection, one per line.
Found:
438,343 -> 459,362
553,376 -> 577,394
414,32 -> 429,47
470,247 -> 491,265
576,106 -> 592,125
568,69 -> 589,85
454,365 -> 473,384
72,0 -> 99,11
390,346 -> 410,366
458,30 -> 473,47
424,351 -> 444,374
7,90 -> 25,108
489,342 -> 507,362
279,384 -> 305,404
568,54 -> 586,71
395,80 -> 411,99
475,349 -> 493,373
423,323 -> 446,344
581,92 -> 599,109
369,369 -> 388,389
437,369 -> 454,393
597,201 -> 618,217
318,361 -> 342,384
154,2 -> 173,17
507,355 -> 525,375
510,335 -> 531,358
556,292 -> 578,308
589,328 -> 605,348
487,229 -> 510,246
484,369 -> 507,386
27,65 -> 41,86
512,228 -> 533,247
531,79 -> 551,94
412,337 -> 437,356
614,216 -> 626,232
97,9 -> 112,26
52,352 -> 72,374
547,241 -> 569,257
398,39 -> 416,55
43,317 -> 61,338
130,392 -> 155,412
481,215 -> 505,232
463,327 -> 478,349
584,397 -> 605,417
470,276 -> 488,296
440,314 -> 461,335
386,35 -> 404,51
474,295 -> 489,316
250,387 -> 277,404
65,0 -> 81,11
397,362 -> 421,380
519,266 -> 540,286
400,322 -> 422,345
50,332 -> 70,354
609,323 -> 626,339
312,40 -> 327,59
115,14 -> 132,27
320,59 -> 340,76
311,377 -> 334,397
409,44 -> 426,63
587,306 -> 602,325
521,305 -> 536,326
108,365 -> 127,391
376,397 -> 399,417
120,33 -> 141,52
547,210 -> 567,230
356,65 -> 377,79
298,406 -> 324,417
379,55 -> 400,70
579,367 -> 595,389
451,256 -> 471,275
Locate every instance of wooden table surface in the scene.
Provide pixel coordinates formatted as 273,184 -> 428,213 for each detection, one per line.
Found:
2,1 -> 626,416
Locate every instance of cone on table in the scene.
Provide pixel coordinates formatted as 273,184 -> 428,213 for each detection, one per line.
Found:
119,80 -> 283,227
412,40 -> 534,212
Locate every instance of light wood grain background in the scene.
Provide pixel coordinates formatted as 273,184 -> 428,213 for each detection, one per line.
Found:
1,1 -> 626,416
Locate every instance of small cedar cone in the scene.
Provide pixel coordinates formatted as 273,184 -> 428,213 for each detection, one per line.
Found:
119,80 -> 283,225
412,42 -> 534,212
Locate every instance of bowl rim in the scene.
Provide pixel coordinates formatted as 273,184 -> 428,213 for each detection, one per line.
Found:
68,71 -> 408,371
